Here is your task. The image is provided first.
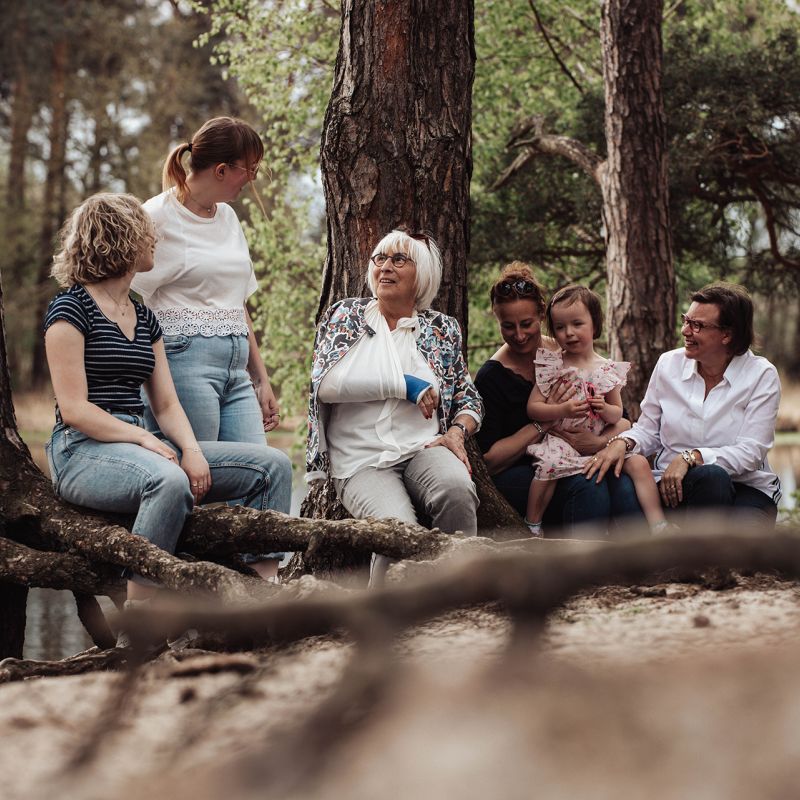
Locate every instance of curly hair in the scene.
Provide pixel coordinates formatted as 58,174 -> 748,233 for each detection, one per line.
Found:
50,193 -> 154,287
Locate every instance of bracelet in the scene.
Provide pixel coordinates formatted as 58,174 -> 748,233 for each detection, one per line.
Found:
681,449 -> 697,468
449,421 -> 469,439
606,434 -> 634,452
532,420 -> 545,438
185,446 -> 203,453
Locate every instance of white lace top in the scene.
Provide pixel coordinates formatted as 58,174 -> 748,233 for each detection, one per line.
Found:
131,190 -> 258,337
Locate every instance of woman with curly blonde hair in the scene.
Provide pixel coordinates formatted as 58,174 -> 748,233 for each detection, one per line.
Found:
44,193 -> 291,638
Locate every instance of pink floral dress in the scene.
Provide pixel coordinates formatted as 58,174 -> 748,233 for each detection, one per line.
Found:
526,348 -> 630,480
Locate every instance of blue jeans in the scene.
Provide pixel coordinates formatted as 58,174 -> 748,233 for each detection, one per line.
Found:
145,334 -> 264,444
46,413 -> 292,580
492,463 -> 643,535
146,333 -> 288,559
679,464 -> 777,523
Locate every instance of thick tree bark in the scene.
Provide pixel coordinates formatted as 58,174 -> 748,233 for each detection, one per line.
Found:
601,0 -> 675,414
31,18 -> 71,388
0,268 -> 30,657
6,6 -> 33,216
318,0 -> 475,335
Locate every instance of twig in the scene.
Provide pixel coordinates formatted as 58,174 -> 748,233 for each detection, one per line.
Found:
528,0 -> 584,95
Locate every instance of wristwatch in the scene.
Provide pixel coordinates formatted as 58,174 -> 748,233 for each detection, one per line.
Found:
450,421 -> 469,439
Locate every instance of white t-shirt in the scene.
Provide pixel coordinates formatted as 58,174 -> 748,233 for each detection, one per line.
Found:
131,189 -> 258,336
626,348 -> 782,501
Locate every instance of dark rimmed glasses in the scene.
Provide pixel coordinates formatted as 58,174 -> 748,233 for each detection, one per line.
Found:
227,162 -> 260,179
371,253 -> 414,268
495,279 -> 537,298
680,313 -> 726,333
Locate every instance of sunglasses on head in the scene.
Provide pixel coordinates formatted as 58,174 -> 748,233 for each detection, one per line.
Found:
396,225 -> 432,248
495,280 -> 536,298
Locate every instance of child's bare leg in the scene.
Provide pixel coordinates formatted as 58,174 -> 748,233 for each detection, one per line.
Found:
622,455 -> 667,528
525,478 -> 558,536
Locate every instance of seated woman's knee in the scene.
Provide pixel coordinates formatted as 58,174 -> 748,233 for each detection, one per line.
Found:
682,463 -> 734,506
149,460 -> 192,499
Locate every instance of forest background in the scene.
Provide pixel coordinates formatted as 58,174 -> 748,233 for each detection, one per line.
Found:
3,0 -> 800,444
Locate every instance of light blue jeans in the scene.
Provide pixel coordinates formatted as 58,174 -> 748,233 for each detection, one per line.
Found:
46,413 -> 292,582
145,333 -> 288,560
145,334 -> 264,444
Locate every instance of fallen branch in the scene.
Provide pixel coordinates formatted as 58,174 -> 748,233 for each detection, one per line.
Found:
0,646 -> 128,683
0,535 -> 120,594
120,527 -> 800,651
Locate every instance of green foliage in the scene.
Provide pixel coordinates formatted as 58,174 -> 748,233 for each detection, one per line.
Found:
196,0 -> 339,421
0,0 -> 250,386
468,0 -> 800,370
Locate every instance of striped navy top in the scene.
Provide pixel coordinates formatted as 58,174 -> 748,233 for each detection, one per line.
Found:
43,284 -> 163,414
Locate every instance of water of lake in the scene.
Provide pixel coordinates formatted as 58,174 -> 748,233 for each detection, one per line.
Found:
19,440 -> 800,661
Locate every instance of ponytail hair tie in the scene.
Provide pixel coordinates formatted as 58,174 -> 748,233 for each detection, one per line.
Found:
186,142 -> 193,152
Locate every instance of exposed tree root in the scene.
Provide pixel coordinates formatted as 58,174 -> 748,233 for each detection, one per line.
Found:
118,527 -> 800,652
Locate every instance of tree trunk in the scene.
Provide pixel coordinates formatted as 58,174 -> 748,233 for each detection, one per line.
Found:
30,21 -> 71,388
311,0 -> 524,532
6,6 -> 33,216
601,0 -> 675,415
0,263 -> 31,657
318,0 -> 475,336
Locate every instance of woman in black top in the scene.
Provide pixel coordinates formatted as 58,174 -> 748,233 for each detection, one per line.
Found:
44,193 -> 292,617
474,262 -> 641,532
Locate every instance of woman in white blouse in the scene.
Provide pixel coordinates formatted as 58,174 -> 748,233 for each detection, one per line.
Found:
307,229 -> 483,584
132,117 -> 291,579
587,282 -> 781,523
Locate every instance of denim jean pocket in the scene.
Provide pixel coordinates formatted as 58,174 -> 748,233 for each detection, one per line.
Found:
163,334 -> 191,354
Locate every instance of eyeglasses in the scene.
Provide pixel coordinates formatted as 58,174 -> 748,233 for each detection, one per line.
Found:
680,313 -> 726,333
495,280 -> 537,298
371,253 -> 414,268
227,162 -> 260,179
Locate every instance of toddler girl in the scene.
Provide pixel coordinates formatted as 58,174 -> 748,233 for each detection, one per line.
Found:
524,285 -> 666,536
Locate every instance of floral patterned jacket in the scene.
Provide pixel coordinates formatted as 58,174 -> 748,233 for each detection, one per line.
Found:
306,297 -> 483,479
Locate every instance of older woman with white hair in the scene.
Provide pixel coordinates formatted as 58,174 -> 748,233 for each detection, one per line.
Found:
306,228 -> 483,582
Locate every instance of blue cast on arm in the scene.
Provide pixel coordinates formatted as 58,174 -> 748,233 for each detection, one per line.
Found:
404,374 -> 432,404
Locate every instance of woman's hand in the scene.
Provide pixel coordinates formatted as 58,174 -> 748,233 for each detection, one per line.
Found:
659,455 -> 689,508
180,448 -> 212,505
255,381 -> 281,432
535,377 -> 580,429
417,387 -> 439,420
140,431 -> 180,464
426,426 -> 471,473
582,438 -> 627,482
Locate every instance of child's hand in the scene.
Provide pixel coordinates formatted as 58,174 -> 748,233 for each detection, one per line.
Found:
563,397 -> 590,418
588,394 -> 607,416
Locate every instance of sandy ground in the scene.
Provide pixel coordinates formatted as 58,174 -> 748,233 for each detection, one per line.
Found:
3,572 -> 800,800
